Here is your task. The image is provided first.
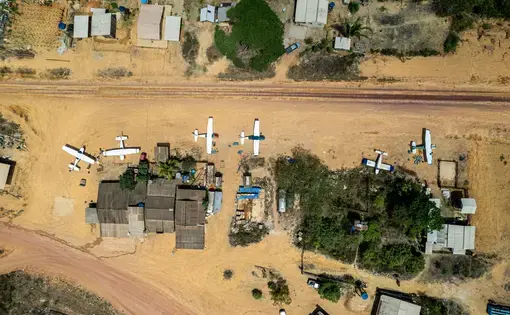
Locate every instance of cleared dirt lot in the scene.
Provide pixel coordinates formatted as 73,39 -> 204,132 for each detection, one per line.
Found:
0,84 -> 510,314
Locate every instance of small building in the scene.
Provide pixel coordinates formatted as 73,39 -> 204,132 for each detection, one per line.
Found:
376,295 -> 421,315
200,5 -> 216,22
138,5 -> 164,40
175,186 -> 206,249
334,36 -> 351,50
164,16 -> 181,41
0,162 -> 11,190
426,224 -> 476,255
154,143 -> 170,164
145,178 -> 180,233
91,13 -> 116,38
460,198 -> 477,214
278,190 -> 286,213
217,2 -> 236,22
73,15 -> 90,38
294,0 -> 329,27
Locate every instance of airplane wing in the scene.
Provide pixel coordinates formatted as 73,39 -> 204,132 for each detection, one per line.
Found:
206,117 -> 213,154
380,163 -> 394,172
79,154 -> 96,164
253,119 -> 260,137
253,140 -> 260,156
62,145 -> 80,157
103,148 -> 140,156
424,129 -> 433,165
362,158 -> 376,168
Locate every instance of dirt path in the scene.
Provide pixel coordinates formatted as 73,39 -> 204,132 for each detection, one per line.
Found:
0,224 -> 197,315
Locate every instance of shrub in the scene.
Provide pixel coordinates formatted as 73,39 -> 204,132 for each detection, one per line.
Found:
252,288 -> 263,300
361,244 -> 425,276
229,223 -> 269,246
318,280 -> 344,303
182,32 -> 199,64
304,37 -> 314,45
136,160 -> 150,183
206,46 -> 222,63
267,278 -> 292,305
426,255 -> 491,280
348,1 -> 360,14
15,67 -> 35,76
223,269 -> 234,280
97,67 -> 132,78
443,32 -> 460,53
451,13 -> 475,32
119,168 -> 136,190
45,67 -> 71,79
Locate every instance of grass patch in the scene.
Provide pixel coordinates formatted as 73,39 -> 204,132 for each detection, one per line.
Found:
15,67 -> 36,77
43,67 -> 71,80
275,147 -> 443,277
0,270 -> 119,315
425,255 -> 492,281
0,113 -> 22,137
229,222 -> 269,247
218,65 -> 276,81
97,67 -> 132,79
287,54 -> 362,81
213,0 -> 285,71
0,66 -> 12,77
206,45 -> 222,63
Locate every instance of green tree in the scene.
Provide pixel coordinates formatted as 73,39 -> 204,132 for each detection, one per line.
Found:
267,278 -> 292,305
136,160 -> 150,183
119,168 -> 136,190
443,32 -> 460,53
348,1 -> 360,14
318,280 -> 343,303
361,243 -> 425,275
252,288 -> 263,300
343,18 -> 373,39
158,159 -> 180,180
223,269 -> 234,280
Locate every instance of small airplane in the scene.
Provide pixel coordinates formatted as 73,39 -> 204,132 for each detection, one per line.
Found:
409,128 -> 436,165
102,133 -> 141,160
240,118 -> 265,156
193,116 -> 214,155
62,144 -> 96,172
361,149 -> 395,174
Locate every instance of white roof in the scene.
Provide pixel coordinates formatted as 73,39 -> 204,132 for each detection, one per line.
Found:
334,36 -> 351,50
460,198 -> 477,214
377,295 -> 421,315
295,0 -> 307,22
73,15 -> 89,38
91,8 -> 106,15
0,163 -> 10,190
164,16 -> 181,41
446,224 -> 476,254
305,0 -> 318,23
138,5 -> 164,40
429,198 -> 441,209
316,0 -> 328,24
200,5 -> 215,22
91,13 -> 113,36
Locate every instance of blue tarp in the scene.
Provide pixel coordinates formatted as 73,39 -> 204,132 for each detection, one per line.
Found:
236,193 -> 259,200
488,303 -> 510,315
238,186 -> 262,193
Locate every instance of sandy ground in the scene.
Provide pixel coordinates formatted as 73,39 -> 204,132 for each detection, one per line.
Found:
1,88 -> 510,314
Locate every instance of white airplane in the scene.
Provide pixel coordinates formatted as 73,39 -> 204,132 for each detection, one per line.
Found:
409,128 -> 436,165
193,116 -> 214,155
62,144 -> 96,172
362,149 -> 394,174
240,118 -> 265,156
102,133 -> 141,160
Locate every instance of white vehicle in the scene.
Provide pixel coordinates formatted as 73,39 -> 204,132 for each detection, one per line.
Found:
409,128 -> 436,165
362,149 -> 394,174
62,144 -> 96,172
102,133 -> 140,160
240,118 -> 265,156
193,116 -> 214,155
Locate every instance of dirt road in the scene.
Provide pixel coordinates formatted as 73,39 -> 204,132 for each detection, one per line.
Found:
0,223 -> 196,315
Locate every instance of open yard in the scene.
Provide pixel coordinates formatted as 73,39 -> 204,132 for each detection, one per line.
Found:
0,84 -> 509,314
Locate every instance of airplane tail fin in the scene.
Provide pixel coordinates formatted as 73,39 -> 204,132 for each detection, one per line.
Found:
240,131 -> 245,144
193,129 -> 199,141
115,136 -> 128,141
410,141 -> 417,154
375,149 -> 388,156
68,163 -> 80,171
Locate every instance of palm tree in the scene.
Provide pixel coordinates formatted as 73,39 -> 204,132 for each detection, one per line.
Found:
158,159 -> 180,180
343,17 -> 373,40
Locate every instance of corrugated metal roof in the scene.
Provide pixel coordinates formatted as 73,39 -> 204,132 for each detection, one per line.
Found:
176,225 -> 205,249
73,15 -> 89,38
464,226 -> 476,250
164,16 -> 181,41
91,13 -> 114,36
200,5 -> 215,22
334,37 -> 351,50
175,200 -> 205,226
377,295 -> 421,315
148,178 -> 178,197
154,144 -> 169,163
145,196 -> 174,212
138,5 -> 164,40
85,208 -> 99,224
97,182 -> 129,210
460,198 -> 477,214
97,209 -> 128,224
176,187 -> 206,201
305,0 -> 318,23
316,0 -> 328,24
0,163 -> 10,190
100,223 -> 129,237
295,0 -> 307,22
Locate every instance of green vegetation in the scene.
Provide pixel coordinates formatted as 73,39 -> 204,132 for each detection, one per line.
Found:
267,277 -> 292,305
415,294 -> 468,315
443,32 -> 460,53
206,45 -> 222,63
0,113 -> 21,137
274,147 -> 443,276
119,168 -> 136,190
318,280 -> 344,303
348,1 -> 360,14
425,255 -> 491,280
136,160 -> 150,183
343,18 -> 372,39
214,0 -> 285,71
45,67 -> 71,79
229,222 -> 269,247
97,67 -> 132,79
287,54 -> 362,81
223,269 -> 234,280
182,32 -> 200,75
158,159 -> 180,180
0,270 -> 119,315
370,48 -> 441,58
252,288 -> 263,300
